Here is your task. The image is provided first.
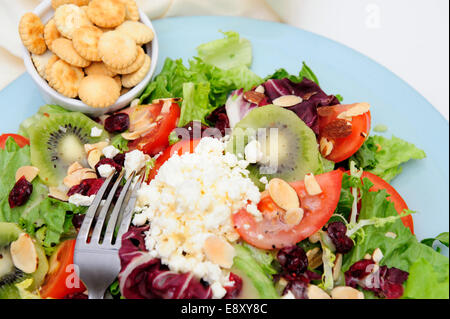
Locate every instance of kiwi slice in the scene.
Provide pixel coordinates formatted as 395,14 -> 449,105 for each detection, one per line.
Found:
226,105 -> 321,189
29,112 -> 108,186
0,222 -> 49,297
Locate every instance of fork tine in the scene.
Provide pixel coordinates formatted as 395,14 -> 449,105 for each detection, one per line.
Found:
90,170 -> 125,244
114,173 -> 145,247
103,171 -> 136,244
77,173 -> 115,243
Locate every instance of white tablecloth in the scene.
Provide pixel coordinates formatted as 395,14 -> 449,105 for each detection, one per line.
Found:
0,0 -> 448,120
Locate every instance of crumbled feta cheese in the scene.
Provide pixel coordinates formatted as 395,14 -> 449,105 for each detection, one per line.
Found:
68,194 -> 95,206
244,140 -> 263,164
282,290 -> 296,299
259,176 -> 268,185
124,150 -> 148,178
90,126 -> 103,137
210,282 -> 227,299
135,137 -> 261,292
102,145 -> 120,159
97,164 -> 115,178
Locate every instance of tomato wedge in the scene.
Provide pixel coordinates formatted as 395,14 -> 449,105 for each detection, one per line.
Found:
233,170 -> 343,250
146,139 -> 201,182
126,100 -> 181,156
0,133 -> 30,149
318,103 -> 371,163
360,171 -> 414,233
40,239 -> 86,299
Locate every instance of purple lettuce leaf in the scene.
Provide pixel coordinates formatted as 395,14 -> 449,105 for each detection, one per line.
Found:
118,226 -> 212,299
224,89 -> 259,128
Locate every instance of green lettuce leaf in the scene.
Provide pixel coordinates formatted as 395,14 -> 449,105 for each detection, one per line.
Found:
264,62 -> 320,85
402,258 -> 449,299
232,244 -> 279,299
196,31 -> 252,70
421,232 -> 449,249
351,135 -> 426,182
178,82 -> 212,127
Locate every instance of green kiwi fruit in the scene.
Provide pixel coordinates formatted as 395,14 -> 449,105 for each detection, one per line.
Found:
0,222 -> 49,298
226,105 -> 321,189
19,105 -> 69,138
29,112 -> 108,186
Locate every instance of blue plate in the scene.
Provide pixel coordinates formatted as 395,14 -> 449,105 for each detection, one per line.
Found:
1,16 -> 448,246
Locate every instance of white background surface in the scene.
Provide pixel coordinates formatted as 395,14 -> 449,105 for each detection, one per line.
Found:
268,0 -> 449,120
1,0 -> 448,120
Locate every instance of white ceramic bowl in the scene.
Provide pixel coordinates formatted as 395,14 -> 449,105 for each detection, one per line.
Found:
21,0 -> 159,116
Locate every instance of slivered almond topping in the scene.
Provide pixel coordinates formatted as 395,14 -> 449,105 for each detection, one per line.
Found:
67,162 -> 84,175
87,149 -> 102,169
304,173 -> 322,196
15,166 -> 39,183
243,91 -> 265,105
49,186 -> 69,201
203,235 -> 235,269
317,106 -> 335,117
308,232 -> 321,244
364,253 -> 372,260
319,137 -> 334,157
161,100 -> 172,114
152,97 -> 182,104
385,232 -> 397,239
254,85 -> 265,94
302,91 -> 318,101
331,286 -> 364,299
10,233 -> 38,274
283,207 -> 304,226
272,95 -> 303,107
84,141 -> 108,154
268,178 -> 300,211
307,285 -> 331,299
372,248 -> 384,263
336,102 -> 370,120
306,247 -> 323,269
322,119 -> 353,139
333,253 -> 343,281
122,122 -> 157,140
64,168 -> 96,187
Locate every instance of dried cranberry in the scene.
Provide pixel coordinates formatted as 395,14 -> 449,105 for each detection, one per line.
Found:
277,246 -> 308,277
86,178 -> 105,196
113,153 -> 126,167
104,113 -> 130,133
67,178 -> 105,197
95,158 -> 122,175
326,222 -> 354,253
224,273 -> 243,299
385,267 -> 409,284
283,280 -> 308,299
206,106 -> 229,136
8,176 -> 33,208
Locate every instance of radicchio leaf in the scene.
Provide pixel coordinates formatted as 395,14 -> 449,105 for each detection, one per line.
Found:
118,226 -> 213,299
263,78 -> 340,134
224,89 -> 259,128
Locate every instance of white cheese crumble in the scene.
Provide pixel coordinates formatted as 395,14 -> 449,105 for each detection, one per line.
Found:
244,140 -> 263,164
90,126 -> 103,137
102,145 -> 120,159
68,194 -> 95,207
124,150 -> 148,179
133,137 -> 261,298
97,164 -> 115,178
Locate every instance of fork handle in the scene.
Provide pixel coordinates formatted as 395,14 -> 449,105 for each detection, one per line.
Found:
88,289 -> 105,299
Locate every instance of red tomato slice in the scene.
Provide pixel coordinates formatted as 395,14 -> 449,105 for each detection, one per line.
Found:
0,133 -> 30,149
360,171 -> 414,234
40,239 -> 86,299
146,139 -> 201,182
318,103 -> 371,163
233,170 -> 343,249
127,101 -> 180,156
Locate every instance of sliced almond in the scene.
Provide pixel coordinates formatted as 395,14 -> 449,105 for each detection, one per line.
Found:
87,149 -> 102,169
254,85 -> 265,94
10,233 -> 38,274
272,95 -> 303,107
283,207 -> 304,226
304,173 -> 322,196
15,166 -> 39,183
364,253 -> 372,260
84,141 -> 109,154
203,235 -> 235,269
337,102 -> 370,120
49,186 -> 69,201
308,232 -> 321,244
307,285 -> 331,299
385,232 -> 397,239
268,178 -> 300,211
319,137 -> 334,157
322,119 -> 353,139
333,253 -> 343,281
306,247 -> 323,270
67,162 -> 84,175
243,91 -> 265,105
372,248 -> 384,264
63,168 -> 96,187
161,100 -> 172,114
331,286 -> 364,299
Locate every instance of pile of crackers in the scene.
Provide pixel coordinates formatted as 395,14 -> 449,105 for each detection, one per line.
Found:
19,0 -> 154,108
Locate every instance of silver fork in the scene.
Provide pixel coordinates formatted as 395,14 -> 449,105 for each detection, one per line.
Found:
74,170 -> 144,299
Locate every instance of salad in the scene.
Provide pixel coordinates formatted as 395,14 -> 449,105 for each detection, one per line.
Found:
0,31 -> 448,300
